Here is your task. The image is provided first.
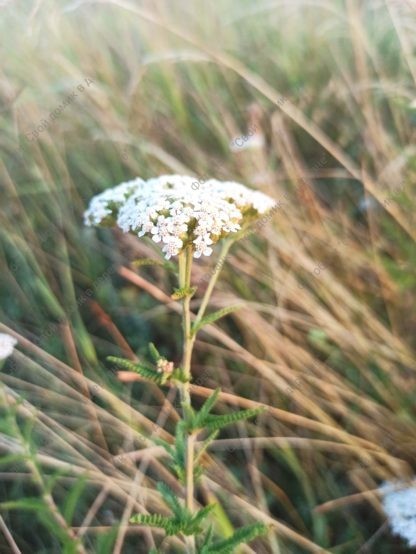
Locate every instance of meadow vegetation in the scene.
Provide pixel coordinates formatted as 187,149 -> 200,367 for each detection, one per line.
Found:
1,0 -> 416,552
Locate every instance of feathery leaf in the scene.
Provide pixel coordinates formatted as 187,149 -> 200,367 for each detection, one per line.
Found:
129,513 -> 186,536
132,258 -> 165,267
201,523 -> 268,553
194,388 -> 221,428
171,286 -> 197,300
204,407 -> 265,433
107,356 -> 169,385
156,482 -> 184,519
194,430 -> 219,463
181,402 -> 196,429
132,258 -> 176,272
191,306 -> 243,337
188,504 -> 216,534
148,342 -> 161,362
199,525 -> 214,550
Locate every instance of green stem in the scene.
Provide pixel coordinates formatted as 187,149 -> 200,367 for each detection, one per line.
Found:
194,238 -> 234,329
178,247 -> 196,554
177,241 -> 234,553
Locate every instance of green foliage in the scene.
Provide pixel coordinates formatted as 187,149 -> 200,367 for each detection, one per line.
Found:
204,407 -> 265,433
171,286 -> 197,300
0,498 -> 47,512
188,504 -> 215,533
130,502 -> 215,536
194,388 -> 221,428
199,525 -> 214,551
107,356 -> 170,385
129,513 -> 182,535
191,306 -> 243,337
157,482 -> 183,518
181,401 -> 197,425
194,430 -> 219,464
179,388 -> 222,432
108,350 -> 187,386
148,342 -> 161,362
132,258 -> 175,272
157,422 -> 187,483
132,258 -> 165,267
157,388 -> 263,493
0,453 -> 27,467
94,528 -> 119,554
4,3 -> 414,552
62,475 -> 86,525
183,388 -> 264,433
172,366 -> 190,383
199,523 -> 269,553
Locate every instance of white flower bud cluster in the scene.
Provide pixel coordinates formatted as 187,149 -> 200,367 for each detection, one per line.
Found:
381,480 -> 416,547
84,174 -> 275,259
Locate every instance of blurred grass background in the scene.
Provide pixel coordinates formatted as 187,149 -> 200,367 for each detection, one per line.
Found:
1,0 -> 416,552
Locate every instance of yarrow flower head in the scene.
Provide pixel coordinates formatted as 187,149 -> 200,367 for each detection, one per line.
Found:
84,175 -> 275,259
381,480 -> 416,547
0,333 -> 17,361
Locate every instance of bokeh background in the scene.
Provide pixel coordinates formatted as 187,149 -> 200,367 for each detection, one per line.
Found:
1,0 -> 416,552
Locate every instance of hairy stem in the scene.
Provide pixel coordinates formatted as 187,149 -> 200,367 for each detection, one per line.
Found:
177,242 -> 234,553
178,247 -> 196,553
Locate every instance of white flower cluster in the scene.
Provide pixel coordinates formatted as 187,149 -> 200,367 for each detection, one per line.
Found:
84,174 -> 275,259
84,178 -> 145,226
0,333 -> 17,361
381,480 -> 416,547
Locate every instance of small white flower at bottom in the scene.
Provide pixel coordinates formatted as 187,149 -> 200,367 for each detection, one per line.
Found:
0,333 -> 17,361
381,480 -> 416,547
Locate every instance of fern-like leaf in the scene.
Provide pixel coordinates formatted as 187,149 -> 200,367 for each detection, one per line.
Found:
171,286 -> 197,300
199,525 -> 214,550
168,422 -> 204,481
187,504 -> 216,534
132,258 -> 176,272
194,464 -> 204,482
191,306 -> 243,337
154,436 -> 174,457
203,523 -> 268,553
204,407 -> 265,433
129,513 -> 186,536
194,430 -> 219,463
148,342 -> 161,362
130,504 -> 217,537
181,402 -> 196,426
107,356 -> 168,385
194,388 -> 220,428
132,258 -> 165,268
167,422 -> 187,482
172,463 -> 186,483
157,482 -> 185,519
174,421 -> 186,461
129,513 -> 172,530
